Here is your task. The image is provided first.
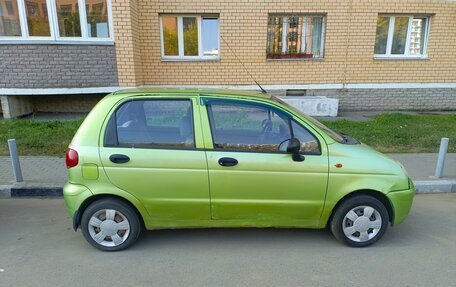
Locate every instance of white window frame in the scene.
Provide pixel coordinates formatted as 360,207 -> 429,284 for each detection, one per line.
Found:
160,15 -> 220,61
0,0 -> 114,44
374,15 -> 431,60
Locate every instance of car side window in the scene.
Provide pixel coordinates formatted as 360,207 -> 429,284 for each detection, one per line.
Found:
207,100 -> 321,154
207,101 -> 292,151
290,120 -> 321,154
112,99 -> 194,148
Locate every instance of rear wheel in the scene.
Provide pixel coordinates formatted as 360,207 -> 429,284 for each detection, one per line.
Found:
330,195 -> 389,247
81,198 -> 141,251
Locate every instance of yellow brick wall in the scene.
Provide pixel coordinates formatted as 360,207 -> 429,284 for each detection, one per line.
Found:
112,0 -> 456,86
111,0 -> 144,86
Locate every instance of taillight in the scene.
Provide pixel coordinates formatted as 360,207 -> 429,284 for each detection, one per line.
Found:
65,148 -> 79,169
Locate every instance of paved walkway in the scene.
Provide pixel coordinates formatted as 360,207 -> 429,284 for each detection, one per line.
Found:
1,153 -> 455,186
0,156 -> 66,186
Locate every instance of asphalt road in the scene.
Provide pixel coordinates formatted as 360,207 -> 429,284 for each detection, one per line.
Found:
0,194 -> 455,287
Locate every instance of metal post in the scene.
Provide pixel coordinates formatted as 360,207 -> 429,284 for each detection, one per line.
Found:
434,137 -> 449,179
7,139 -> 23,182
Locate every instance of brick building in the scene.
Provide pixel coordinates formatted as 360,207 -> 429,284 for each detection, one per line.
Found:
1,0 -> 455,118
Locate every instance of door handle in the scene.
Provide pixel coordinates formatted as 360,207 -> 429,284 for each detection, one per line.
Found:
218,157 -> 238,167
109,154 -> 130,164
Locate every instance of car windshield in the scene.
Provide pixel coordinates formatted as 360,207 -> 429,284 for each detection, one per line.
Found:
271,96 -> 345,143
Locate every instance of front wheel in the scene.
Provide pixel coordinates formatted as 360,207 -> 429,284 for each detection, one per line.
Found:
330,195 -> 389,247
80,198 -> 141,251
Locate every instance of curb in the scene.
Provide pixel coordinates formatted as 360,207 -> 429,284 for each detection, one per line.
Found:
0,183 -> 63,198
0,180 -> 455,198
414,180 -> 456,193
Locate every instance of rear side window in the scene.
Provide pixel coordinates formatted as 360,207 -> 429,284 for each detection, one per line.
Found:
105,99 -> 195,148
206,100 -> 320,154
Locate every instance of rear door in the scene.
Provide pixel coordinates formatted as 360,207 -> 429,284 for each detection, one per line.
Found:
100,96 -> 210,221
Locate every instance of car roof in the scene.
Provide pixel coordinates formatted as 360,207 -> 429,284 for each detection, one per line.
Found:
110,88 -> 271,100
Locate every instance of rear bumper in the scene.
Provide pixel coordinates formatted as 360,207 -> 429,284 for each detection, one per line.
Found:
63,182 -> 93,230
387,184 -> 415,225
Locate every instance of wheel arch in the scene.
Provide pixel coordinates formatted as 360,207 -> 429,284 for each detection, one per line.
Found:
326,189 -> 395,227
75,194 -> 146,230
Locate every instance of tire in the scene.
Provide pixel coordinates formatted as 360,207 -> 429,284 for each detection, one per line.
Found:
81,198 -> 141,251
330,195 -> 389,247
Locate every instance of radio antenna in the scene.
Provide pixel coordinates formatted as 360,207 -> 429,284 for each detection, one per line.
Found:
220,35 -> 267,94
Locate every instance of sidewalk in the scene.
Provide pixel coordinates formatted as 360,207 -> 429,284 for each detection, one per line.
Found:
1,153 -> 455,196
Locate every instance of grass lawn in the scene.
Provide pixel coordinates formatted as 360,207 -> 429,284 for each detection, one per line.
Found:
0,113 -> 454,156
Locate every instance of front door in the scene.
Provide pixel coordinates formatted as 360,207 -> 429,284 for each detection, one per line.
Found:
100,97 -> 210,221
201,98 -> 328,225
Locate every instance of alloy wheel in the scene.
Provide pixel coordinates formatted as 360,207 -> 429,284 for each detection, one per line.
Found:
342,205 -> 382,242
88,209 -> 131,247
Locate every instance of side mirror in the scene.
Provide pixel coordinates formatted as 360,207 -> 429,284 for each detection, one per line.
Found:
286,138 -> 301,153
286,138 -> 305,162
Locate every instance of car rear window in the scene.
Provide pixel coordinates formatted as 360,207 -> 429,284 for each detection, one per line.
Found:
105,99 -> 195,148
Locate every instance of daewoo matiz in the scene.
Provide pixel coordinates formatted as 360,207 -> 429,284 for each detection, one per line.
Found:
64,89 -> 414,251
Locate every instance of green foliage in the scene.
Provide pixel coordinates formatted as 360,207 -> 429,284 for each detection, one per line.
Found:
183,20 -> 198,56
0,119 -> 83,157
0,114 -> 454,156
323,113 -> 456,153
60,12 -> 81,37
27,18 -> 51,36
163,28 -> 179,56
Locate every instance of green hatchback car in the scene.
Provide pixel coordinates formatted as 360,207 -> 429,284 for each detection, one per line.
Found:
64,89 -> 414,251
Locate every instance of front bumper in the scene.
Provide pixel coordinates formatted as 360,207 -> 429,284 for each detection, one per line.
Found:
387,183 -> 415,225
63,182 -> 93,229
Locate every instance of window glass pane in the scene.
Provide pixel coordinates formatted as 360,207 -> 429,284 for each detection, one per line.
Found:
85,0 -> 109,38
310,16 -> 323,57
202,18 -> 219,56
291,121 -> 320,154
116,100 -> 194,148
209,102 -> 291,151
266,16 -> 283,57
183,17 -> 198,56
409,17 -> 427,55
162,16 -> 178,56
374,16 -> 390,54
286,16 -> 301,54
0,0 -> 21,36
25,0 -> 51,36
266,15 -> 324,59
391,17 -> 409,54
55,0 -> 81,37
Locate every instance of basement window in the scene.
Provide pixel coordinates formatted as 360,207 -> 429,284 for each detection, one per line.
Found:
160,14 -> 220,61
374,15 -> 431,59
0,0 -> 113,44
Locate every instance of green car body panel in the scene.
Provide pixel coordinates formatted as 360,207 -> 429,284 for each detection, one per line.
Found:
64,89 -> 414,231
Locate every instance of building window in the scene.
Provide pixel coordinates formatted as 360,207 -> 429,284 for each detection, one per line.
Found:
56,0 -> 81,37
86,0 -> 109,38
0,0 -> 21,36
160,15 -> 220,60
374,15 -> 430,58
25,0 -> 51,37
266,14 -> 326,60
0,0 -> 113,43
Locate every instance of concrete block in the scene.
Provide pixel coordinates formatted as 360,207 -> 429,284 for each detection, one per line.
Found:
414,180 -> 456,193
0,96 -> 33,119
280,96 -> 339,117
